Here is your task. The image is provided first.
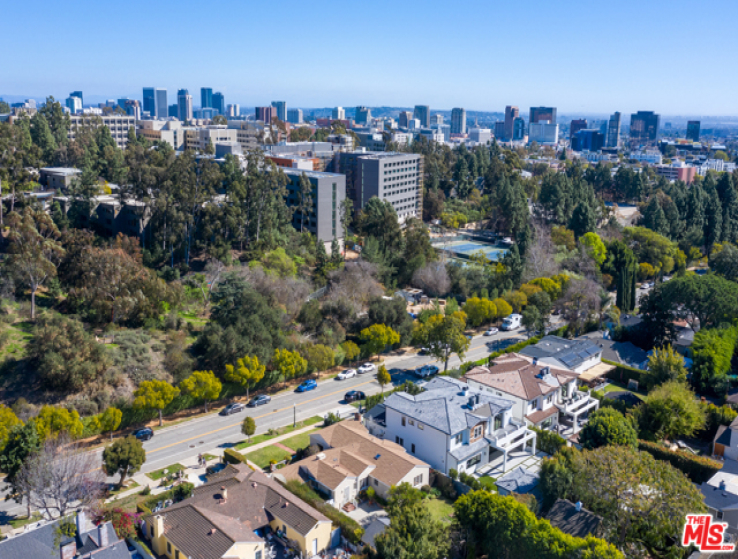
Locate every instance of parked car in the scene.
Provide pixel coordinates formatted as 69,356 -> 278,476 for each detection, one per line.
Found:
484,327 -> 499,336
297,379 -> 318,392
220,403 -> 245,416
388,368 -> 404,376
415,365 -> 439,378
337,369 -> 357,380
133,427 -> 154,441
247,395 -> 271,407
344,390 -> 366,402
358,363 -> 376,374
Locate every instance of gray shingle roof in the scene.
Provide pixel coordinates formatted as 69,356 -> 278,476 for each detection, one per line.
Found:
577,334 -> 648,369
545,498 -> 603,538
383,376 -> 513,435
496,466 -> 540,494
0,520 -> 121,559
520,336 -> 601,369
701,481 -> 738,510
449,437 -> 493,460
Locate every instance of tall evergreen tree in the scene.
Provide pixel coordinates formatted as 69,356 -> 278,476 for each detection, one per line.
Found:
717,173 -> 738,243
703,180 -> 723,254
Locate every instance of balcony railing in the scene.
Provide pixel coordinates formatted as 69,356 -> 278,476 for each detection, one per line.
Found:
556,393 -> 599,415
490,418 -> 532,448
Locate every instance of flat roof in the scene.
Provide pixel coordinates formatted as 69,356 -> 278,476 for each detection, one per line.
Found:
281,168 -> 345,179
40,167 -> 81,174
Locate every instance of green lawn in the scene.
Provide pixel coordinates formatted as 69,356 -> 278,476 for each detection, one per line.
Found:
278,429 -> 320,452
146,463 -> 186,481
245,446 -> 292,469
202,453 -> 217,462
109,480 -> 140,495
234,416 -> 324,450
8,513 -> 42,529
425,496 -> 455,523
601,382 -> 646,400
478,476 -> 497,491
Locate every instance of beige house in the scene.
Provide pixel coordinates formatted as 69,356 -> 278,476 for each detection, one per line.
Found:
277,421 -> 430,509
144,465 -> 332,559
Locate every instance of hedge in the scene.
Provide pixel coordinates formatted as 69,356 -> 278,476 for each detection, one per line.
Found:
283,480 -> 364,544
603,359 -> 652,391
531,426 -> 566,455
224,448 -> 248,465
638,440 -> 722,484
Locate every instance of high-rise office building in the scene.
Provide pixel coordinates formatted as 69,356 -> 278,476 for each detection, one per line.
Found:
287,108 -> 303,124
65,95 -> 82,114
124,100 -> 141,120
143,88 -> 167,119
504,106 -> 519,140
177,89 -> 193,122
570,119 -> 588,140
332,107 -> 345,120
571,130 -> 605,152
355,106 -> 371,124
168,104 -> 179,118
494,121 -> 505,140
201,88 -> 213,109
513,117 -> 526,140
282,169 -> 346,243
398,111 -> 413,128
271,101 -> 287,122
212,92 -> 225,116
450,108 -> 466,135
227,104 -> 240,118
70,91 -> 84,106
607,112 -> 621,148
528,121 -> 559,144
255,106 -> 275,122
413,105 -> 430,128
431,114 -> 443,126
629,111 -> 660,143
686,120 -> 701,142
530,106 -> 557,125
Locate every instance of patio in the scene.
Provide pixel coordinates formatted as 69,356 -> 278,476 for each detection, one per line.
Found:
474,449 -> 547,479
345,501 -> 388,526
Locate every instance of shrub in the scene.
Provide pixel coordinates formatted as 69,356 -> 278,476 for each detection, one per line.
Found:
449,468 -> 458,481
141,486 -> 151,496
172,482 -> 194,501
431,470 -> 458,501
224,448 -> 247,465
530,426 -> 566,455
637,440 -> 722,484
603,359 -> 652,391
420,484 -> 432,493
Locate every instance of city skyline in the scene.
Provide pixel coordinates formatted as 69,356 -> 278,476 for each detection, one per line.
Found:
2,0 -> 737,115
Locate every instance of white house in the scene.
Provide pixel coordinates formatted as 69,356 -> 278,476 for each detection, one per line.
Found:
464,353 -> 599,435
368,376 -> 537,475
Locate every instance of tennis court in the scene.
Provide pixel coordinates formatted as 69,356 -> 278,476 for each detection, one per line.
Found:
435,240 -> 509,261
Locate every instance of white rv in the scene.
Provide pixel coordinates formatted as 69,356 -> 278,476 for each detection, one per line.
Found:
501,313 -> 522,331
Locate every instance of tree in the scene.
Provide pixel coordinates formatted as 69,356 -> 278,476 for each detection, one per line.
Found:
5,207 -> 65,319
180,370 -> 223,412
521,306 -> 540,337
492,298 -> 513,321
412,313 -> 469,371
242,416 -> 256,442
0,405 -> 22,453
367,296 -> 414,345
224,355 -> 265,400
102,435 -> 146,489
133,379 -> 180,426
33,405 -> 84,440
304,344 -> 334,377
551,225 -> 576,250
569,201 -> 596,238
0,422 -> 41,517
648,345 -> 687,385
463,297 -> 497,327
341,341 -> 360,364
359,197 -> 402,253
17,433 -> 103,520
377,365 -> 391,393
710,242 -> 738,281
28,314 -> 110,392
579,232 -> 607,266
634,381 -> 706,441
579,408 -> 637,450
411,261 -> 451,297
359,324 -> 401,359
296,172 -> 314,233
603,241 -> 637,312
272,348 -> 308,387
99,407 -> 122,441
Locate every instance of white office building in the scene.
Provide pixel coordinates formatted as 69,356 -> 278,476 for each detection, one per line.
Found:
528,121 -> 559,144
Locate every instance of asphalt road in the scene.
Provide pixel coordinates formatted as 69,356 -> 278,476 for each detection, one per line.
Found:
0,326 -> 537,519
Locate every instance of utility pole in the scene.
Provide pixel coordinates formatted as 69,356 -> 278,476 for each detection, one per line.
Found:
293,403 -> 296,428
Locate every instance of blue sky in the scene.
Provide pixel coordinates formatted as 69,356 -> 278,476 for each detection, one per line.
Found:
2,0 -> 736,115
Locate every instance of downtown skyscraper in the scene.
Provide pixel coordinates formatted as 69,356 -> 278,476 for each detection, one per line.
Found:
143,87 -> 167,119
451,108 -> 466,134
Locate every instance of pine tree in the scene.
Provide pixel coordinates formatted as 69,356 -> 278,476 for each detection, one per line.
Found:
703,181 -> 723,254
717,174 -> 738,243
330,238 -> 343,266
642,197 -> 668,236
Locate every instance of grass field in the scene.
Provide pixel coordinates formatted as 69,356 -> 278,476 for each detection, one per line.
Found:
601,381 -> 646,400
8,513 -> 42,529
277,429 -> 320,452
146,463 -> 186,481
245,446 -> 292,469
109,480 -> 140,495
234,416 -> 323,450
478,476 -> 497,491
425,496 -> 455,523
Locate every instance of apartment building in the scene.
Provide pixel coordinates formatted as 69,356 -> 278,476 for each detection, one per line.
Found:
655,160 -> 697,184
137,119 -> 186,149
67,115 -> 136,149
282,168 -> 345,244
336,151 -> 423,221
184,126 -> 238,152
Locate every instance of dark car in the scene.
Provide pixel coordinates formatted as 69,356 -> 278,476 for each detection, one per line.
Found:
220,403 -> 245,416
133,427 -> 154,441
297,379 -> 317,392
247,395 -> 271,407
388,368 -> 404,376
345,390 -> 366,402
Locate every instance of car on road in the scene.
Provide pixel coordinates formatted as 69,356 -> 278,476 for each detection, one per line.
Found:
133,427 -> 154,441
297,379 -> 318,392
388,368 -> 404,375
337,369 -> 357,380
415,365 -> 439,378
344,390 -> 366,402
483,327 -> 499,336
220,403 -> 245,415
358,363 -> 376,374
246,395 -> 271,407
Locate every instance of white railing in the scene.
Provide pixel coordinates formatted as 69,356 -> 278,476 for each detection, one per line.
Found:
556,394 -> 598,415
490,419 -> 531,448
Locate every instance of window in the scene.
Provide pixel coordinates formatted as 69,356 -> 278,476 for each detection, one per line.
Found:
466,454 -> 482,469
401,417 -> 406,426
411,443 -> 415,454
718,510 -> 724,520
413,474 -> 423,486
395,436 -> 404,446
473,425 -> 483,438
409,419 -> 414,426
418,423 -> 424,430
374,478 -> 379,486
167,542 -> 172,553
255,551 -> 262,559
175,552 -> 180,559
455,433 -> 463,445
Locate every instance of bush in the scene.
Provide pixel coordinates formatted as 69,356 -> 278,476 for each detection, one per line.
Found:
141,486 -> 151,496
420,484 -> 432,493
224,448 -> 247,465
323,412 -> 341,427
449,468 -> 458,481
530,426 -> 567,455
173,482 -> 194,501
637,440 -> 722,484
431,470 -> 458,501
603,359 -> 652,391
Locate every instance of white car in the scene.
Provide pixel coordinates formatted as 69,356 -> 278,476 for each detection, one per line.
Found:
337,369 -> 357,380
357,363 -> 377,374
483,327 -> 499,336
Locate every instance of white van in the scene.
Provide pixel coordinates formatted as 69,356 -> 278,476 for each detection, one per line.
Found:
501,313 -> 522,331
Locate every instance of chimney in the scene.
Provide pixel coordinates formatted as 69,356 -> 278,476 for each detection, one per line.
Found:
98,523 -> 109,547
720,480 -> 727,490
76,509 -> 92,535
209,528 -> 217,535
59,538 -> 76,559
575,501 -> 582,512
221,486 -> 227,501
154,515 -> 164,538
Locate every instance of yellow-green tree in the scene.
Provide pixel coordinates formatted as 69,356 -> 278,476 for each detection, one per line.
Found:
638,262 -> 655,280
413,313 -> 469,372
359,324 -> 401,359
133,379 -> 181,426
304,344 -> 335,377
242,416 -> 256,442
0,404 -> 22,453
504,291 -> 527,313
180,371 -> 223,412
99,407 -> 122,441
32,405 -> 84,440
272,349 -> 308,388
225,356 -> 266,400
341,340 -> 360,364
530,277 -> 562,300
377,365 -> 392,393
648,345 -> 687,386
463,297 -> 497,327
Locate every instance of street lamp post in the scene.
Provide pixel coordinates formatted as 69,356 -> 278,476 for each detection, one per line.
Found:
293,403 -> 296,428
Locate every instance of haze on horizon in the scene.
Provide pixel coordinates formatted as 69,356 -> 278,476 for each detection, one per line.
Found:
2,0 -> 736,116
